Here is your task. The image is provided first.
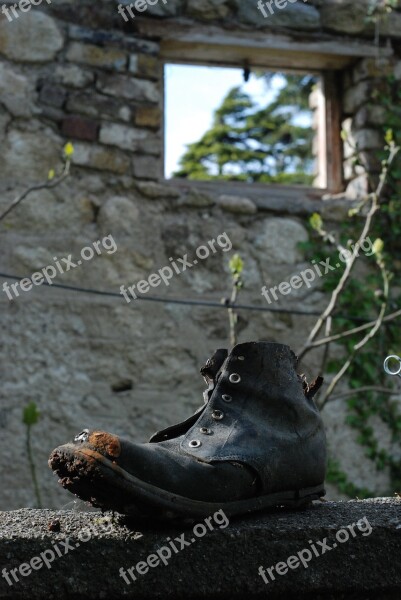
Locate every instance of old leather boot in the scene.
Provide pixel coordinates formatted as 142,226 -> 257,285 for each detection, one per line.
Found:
49,342 -> 326,519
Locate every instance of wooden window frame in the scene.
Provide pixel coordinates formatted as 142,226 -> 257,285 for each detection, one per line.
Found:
136,20 -> 392,200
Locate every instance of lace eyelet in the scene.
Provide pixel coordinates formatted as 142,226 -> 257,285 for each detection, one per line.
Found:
189,440 -> 202,448
200,427 -> 212,435
212,410 -> 224,420
229,373 -> 241,384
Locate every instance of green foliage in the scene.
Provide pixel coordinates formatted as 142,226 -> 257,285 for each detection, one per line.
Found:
23,401 -> 42,508
326,458 -> 373,499
226,253 -> 244,348
229,253 -> 244,277
174,74 -> 316,184
367,0 -> 398,20
302,115 -> 401,497
309,212 -> 323,233
23,401 -> 40,426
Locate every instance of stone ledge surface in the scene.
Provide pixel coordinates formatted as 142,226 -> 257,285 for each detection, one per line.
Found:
0,498 -> 400,600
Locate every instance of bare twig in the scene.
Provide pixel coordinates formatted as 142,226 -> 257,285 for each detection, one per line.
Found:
0,160 -> 71,224
329,386 -> 400,402
228,283 -> 239,348
317,257 -> 390,409
319,316 -> 332,376
298,143 -> 399,364
301,307 -> 401,349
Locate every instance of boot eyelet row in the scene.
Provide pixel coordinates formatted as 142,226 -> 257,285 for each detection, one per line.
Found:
189,440 -> 202,448
212,410 -> 224,420
229,373 -> 241,384
200,427 -> 212,435
222,394 -> 232,403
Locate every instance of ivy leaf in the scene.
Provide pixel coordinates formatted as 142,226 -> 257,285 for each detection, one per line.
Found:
23,402 -> 40,426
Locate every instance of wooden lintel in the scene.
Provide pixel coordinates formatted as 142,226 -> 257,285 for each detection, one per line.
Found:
160,41 -> 352,71
137,19 -> 393,66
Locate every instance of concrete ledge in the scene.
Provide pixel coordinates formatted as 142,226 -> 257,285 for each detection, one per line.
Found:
0,498 -> 400,599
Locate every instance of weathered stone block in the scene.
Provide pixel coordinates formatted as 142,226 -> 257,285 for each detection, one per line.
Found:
39,83 -> 67,108
343,156 -> 365,181
217,195 -> 257,215
129,54 -> 160,80
0,63 -> 31,117
353,57 -> 394,83
345,173 -> 369,199
343,81 -> 372,114
321,0 -> 371,34
135,181 -> 181,198
132,155 -> 158,179
254,217 -> 308,264
61,116 -> 99,142
358,151 -> 382,173
354,105 -> 386,128
393,60 -> 401,80
54,64 -> 95,88
68,25 -> 160,55
96,74 -> 160,103
178,188 -> 215,208
377,10 -> 401,38
134,106 -> 161,128
99,123 -> 147,151
66,42 -> 127,71
67,92 -> 132,123
71,142 -> 130,173
98,195 -> 140,235
0,126 -> 64,181
353,128 -> 383,151
187,0 -> 230,20
119,0 -> 184,17
0,11 -> 64,62
236,0 -> 320,30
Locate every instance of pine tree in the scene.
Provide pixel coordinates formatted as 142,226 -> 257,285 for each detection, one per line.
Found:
174,73 -> 317,185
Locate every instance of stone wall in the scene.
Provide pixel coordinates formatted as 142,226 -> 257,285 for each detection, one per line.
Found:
1,499 -> 401,600
1,0 -> 401,509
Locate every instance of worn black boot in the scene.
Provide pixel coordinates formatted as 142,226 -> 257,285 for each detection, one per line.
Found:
49,342 -> 326,519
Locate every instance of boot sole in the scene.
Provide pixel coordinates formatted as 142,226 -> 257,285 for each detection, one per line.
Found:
49,445 -> 326,520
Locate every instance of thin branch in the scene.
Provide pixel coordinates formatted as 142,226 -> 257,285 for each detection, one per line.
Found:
0,160 -> 71,224
298,143 -> 399,363
317,259 -> 390,409
303,307 -> 401,349
319,316 -> 332,376
329,386 -> 400,402
26,425 -> 42,508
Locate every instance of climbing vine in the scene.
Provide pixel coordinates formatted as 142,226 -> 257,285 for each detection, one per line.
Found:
301,103 -> 401,496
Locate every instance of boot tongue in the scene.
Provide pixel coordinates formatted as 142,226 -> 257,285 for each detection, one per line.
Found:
200,348 -> 228,403
149,349 -> 228,444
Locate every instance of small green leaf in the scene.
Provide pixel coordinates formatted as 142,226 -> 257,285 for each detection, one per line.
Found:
229,253 -> 244,275
310,212 -> 323,232
63,142 -> 74,158
23,402 -> 40,426
372,238 -> 384,255
385,129 -> 394,145
348,208 -> 359,218
48,169 -> 55,181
